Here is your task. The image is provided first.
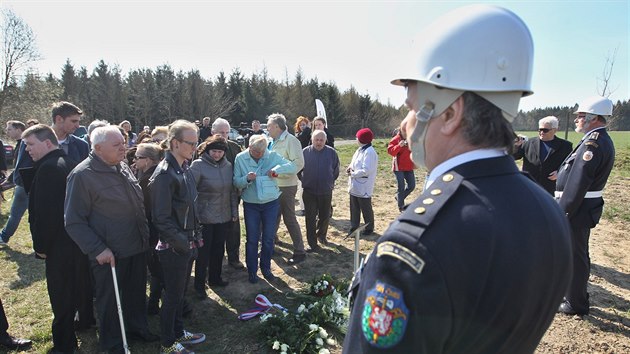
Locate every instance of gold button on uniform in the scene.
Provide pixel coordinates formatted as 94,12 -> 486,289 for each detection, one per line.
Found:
430,189 -> 442,196
423,198 -> 434,205
414,207 -> 426,214
442,174 -> 454,182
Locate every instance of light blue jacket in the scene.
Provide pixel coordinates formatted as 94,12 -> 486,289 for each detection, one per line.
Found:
233,149 -> 296,204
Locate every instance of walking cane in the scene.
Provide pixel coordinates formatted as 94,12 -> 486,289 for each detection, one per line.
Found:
111,264 -> 131,354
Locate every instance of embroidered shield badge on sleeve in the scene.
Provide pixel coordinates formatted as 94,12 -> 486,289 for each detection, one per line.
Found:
361,281 -> 409,348
583,151 -> 593,161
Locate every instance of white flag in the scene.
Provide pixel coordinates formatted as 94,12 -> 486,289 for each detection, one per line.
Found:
315,99 -> 327,122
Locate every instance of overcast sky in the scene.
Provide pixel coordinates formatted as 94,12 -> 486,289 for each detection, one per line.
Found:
3,0 -> 628,112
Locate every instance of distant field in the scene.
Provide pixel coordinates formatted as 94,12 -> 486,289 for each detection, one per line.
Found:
516,130 -> 630,148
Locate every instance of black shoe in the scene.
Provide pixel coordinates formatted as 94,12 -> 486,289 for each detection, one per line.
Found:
361,230 -> 374,237
127,330 -> 159,342
229,261 -> 245,270
306,246 -> 321,253
0,335 -> 32,350
208,279 -> 229,287
318,238 -> 329,246
558,300 -> 588,316
287,253 -> 306,265
262,271 -> 276,282
248,272 -> 259,284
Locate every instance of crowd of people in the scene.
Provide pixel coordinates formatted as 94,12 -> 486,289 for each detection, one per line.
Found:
0,7 -> 619,352
0,103 -> 376,353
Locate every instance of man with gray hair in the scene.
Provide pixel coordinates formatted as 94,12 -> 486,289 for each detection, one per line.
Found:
267,113 -> 306,264
65,126 -> 156,353
211,117 -> 246,269
513,115 -> 572,195
86,119 -> 110,147
300,130 -> 339,251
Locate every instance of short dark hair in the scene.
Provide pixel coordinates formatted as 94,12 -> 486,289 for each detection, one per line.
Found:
22,124 -> 59,147
6,120 -> 26,131
51,101 -> 83,124
26,119 -> 39,126
460,92 -> 515,151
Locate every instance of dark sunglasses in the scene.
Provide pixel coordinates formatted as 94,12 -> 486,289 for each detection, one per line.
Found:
538,128 -> 552,133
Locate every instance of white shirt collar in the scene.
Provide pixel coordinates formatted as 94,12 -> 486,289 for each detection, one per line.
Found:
424,148 -> 506,190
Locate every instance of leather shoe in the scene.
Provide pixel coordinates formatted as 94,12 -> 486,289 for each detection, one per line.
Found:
229,261 -> 245,270
127,330 -> 159,342
287,253 -> 306,265
248,273 -> 259,284
0,335 -> 32,350
208,279 -> 229,287
262,271 -> 276,282
557,301 -> 588,316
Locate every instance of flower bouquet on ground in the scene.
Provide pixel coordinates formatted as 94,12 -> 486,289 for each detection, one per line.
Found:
259,274 -> 350,354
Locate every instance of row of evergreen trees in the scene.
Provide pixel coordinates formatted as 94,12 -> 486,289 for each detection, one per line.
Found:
1,59 -> 628,138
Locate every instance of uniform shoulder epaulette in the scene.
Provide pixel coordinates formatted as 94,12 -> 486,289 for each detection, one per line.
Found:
587,131 -> 600,141
398,171 -> 464,229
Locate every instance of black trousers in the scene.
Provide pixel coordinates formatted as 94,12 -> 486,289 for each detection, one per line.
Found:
566,222 -> 591,313
0,298 -> 7,336
92,252 -> 149,352
226,218 -> 241,264
349,194 -> 374,233
45,243 -> 85,352
75,253 -> 96,329
195,222 -> 229,289
159,248 -> 194,347
303,191 -> 332,247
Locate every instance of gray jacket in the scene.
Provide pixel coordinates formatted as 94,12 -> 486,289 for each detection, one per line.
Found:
190,153 -> 238,224
65,152 -> 149,260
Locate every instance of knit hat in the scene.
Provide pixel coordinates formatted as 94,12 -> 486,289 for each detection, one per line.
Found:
356,128 -> 374,144
204,140 -> 228,152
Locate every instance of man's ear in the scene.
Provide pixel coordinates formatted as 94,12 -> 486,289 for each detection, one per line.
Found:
441,95 -> 465,136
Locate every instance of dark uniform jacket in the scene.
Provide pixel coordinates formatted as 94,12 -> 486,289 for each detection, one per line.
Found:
28,149 -> 77,255
149,151 -> 199,254
343,155 -> 572,354
513,136 -> 572,195
556,127 -> 615,228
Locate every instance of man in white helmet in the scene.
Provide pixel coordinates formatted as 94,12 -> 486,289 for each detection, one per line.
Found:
343,5 -> 571,353
556,96 -> 615,316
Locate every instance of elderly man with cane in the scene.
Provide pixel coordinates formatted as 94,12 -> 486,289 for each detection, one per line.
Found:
65,126 -> 157,354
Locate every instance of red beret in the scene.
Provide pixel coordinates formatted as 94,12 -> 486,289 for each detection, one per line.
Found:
356,128 -> 374,144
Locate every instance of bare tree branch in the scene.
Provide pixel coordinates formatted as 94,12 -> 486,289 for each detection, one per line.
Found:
597,46 -> 619,97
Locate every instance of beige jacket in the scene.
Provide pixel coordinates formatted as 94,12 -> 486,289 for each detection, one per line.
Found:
270,130 -> 304,187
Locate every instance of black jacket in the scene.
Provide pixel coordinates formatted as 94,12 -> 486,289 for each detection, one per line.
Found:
28,149 -> 78,255
513,136 -> 572,195
344,156 -> 571,353
149,152 -> 199,254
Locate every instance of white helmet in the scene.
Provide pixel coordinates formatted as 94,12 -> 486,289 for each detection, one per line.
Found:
575,96 -> 613,116
392,4 -> 534,121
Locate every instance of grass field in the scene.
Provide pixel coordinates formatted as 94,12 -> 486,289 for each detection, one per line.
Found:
0,132 -> 628,353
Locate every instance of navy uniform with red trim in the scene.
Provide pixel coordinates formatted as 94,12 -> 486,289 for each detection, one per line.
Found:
555,127 -> 615,315
343,155 -> 572,353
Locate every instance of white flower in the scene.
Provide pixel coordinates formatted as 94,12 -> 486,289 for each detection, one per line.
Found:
315,337 -> 324,346
319,349 -> 330,354
272,341 -> 280,350
322,280 -> 329,287
309,323 -> 318,330
297,304 -> 306,313
326,338 -> 336,345
319,328 -> 328,338
260,313 -> 273,322
280,343 -> 289,352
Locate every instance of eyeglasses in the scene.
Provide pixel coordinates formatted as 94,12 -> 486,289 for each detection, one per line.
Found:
180,140 -> 198,148
134,155 -> 148,160
538,128 -> 552,133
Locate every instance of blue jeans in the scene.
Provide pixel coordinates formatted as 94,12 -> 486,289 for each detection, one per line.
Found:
243,200 -> 280,274
394,170 -> 415,209
1,185 -> 28,242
